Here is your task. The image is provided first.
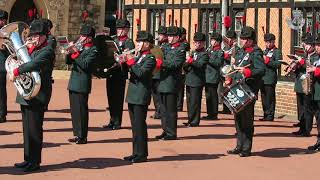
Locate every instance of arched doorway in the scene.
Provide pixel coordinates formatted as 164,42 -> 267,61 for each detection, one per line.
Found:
9,0 -> 38,24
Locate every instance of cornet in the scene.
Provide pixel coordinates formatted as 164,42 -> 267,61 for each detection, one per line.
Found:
60,38 -> 85,55
114,49 -> 137,63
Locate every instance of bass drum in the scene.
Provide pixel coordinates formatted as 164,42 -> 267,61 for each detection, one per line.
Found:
92,35 -> 117,78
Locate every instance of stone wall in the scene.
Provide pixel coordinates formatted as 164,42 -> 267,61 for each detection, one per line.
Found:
0,0 -> 106,70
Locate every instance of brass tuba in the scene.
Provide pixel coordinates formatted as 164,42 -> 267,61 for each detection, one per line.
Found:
0,22 -> 41,100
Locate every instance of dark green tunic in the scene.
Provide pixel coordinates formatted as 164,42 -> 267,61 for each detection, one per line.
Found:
126,53 -> 156,105
185,49 -> 208,87
66,46 -> 98,94
262,48 -> 282,85
231,46 -> 265,93
16,45 -> 55,106
158,44 -> 186,93
206,47 -> 224,84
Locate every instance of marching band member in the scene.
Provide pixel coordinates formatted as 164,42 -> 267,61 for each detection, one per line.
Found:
66,24 -> 98,144
307,34 -> 320,151
177,27 -> 190,111
203,32 -> 224,120
155,26 -> 186,140
259,33 -> 282,121
183,32 -> 208,127
150,26 -> 169,119
0,9 -> 8,123
103,19 -> 135,130
292,33 -> 317,137
11,20 -> 55,172
124,31 -> 156,163
225,26 -> 265,157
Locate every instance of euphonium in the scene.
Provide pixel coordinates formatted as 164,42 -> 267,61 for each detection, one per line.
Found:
0,22 -> 41,100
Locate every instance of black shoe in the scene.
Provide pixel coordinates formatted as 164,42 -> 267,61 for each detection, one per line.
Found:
131,156 -> 147,163
14,161 -> 29,168
177,108 -> 183,112
239,152 -> 251,157
150,114 -> 161,119
68,137 -> 80,143
0,116 -> 6,123
308,142 -> 320,151
260,118 -> 274,121
202,115 -> 218,120
301,132 -> 311,137
75,138 -> 87,144
102,123 -> 114,129
155,132 -> 166,140
183,122 -> 199,127
292,130 -> 304,136
258,117 -> 265,121
227,148 -> 241,154
293,122 -> 301,127
183,122 -> 190,126
112,125 -> 121,130
163,135 -> 177,140
24,163 -> 40,172
123,155 -> 136,161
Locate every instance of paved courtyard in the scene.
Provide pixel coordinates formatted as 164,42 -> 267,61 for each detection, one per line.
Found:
0,75 -> 319,180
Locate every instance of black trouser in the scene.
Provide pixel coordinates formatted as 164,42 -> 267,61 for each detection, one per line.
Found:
69,91 -> 89,139
205,83 -> 218,117
187,86 -> 203,125
128,103 -> 148,157
21,103 -> 45,164
234,102 -> 255,153
160,93 -> 178,137
0,73 -> 7,118
260,84 -> 276,119
296,93 -> 314,134
296,93 -> 303,122
177,74 -> 185,110
313,101 -> 320,141
106,76 -> 126,126
151,79 -> 161,117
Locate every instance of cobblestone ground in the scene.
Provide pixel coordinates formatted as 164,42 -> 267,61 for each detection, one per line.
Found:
0,75 -> 319,180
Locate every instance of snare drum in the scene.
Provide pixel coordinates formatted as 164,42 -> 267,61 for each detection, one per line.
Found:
223,81 -> 256,114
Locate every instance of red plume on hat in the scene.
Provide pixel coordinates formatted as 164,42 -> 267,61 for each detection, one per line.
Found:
28,9 -> 34,19
169,15 -> 171,26
306,26 -> 311,33
315,22 -> 320,30
242,16 -> 246,25
175,20 -> 178,26
39,9 -> 43,18
194,24 -> 198,32
224,16 -> 231,29
136,18 -> 141,31
213,22 -> 218,30
81,10 -> 89,22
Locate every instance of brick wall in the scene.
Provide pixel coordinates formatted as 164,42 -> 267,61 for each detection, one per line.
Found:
255,81 -> 298,117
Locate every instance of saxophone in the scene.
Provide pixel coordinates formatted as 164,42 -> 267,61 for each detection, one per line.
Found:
300,54 -> 313,95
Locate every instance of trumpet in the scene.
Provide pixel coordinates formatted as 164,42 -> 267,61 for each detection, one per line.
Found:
60,38 -> 85,55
